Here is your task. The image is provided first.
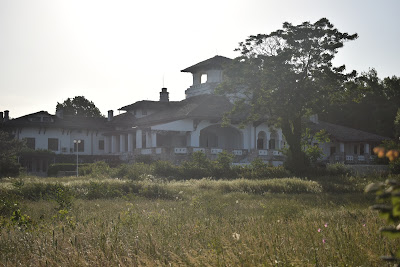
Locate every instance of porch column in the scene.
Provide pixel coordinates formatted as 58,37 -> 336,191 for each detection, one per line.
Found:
111,135 -> 117,153
365,143 -> 370,154
250,126 -> 256,150
340,142 -> 345,162
128,133 -> 134,152
151,131 -> 157,147
120,134 -> 126,153
266,132 -> 271,150
146,131 -> 151,148
136,130 -> 142,149
340,143 -> 345,153
191,132 -> 200,147
278,133 -> 282,149
104,136 -> 110,153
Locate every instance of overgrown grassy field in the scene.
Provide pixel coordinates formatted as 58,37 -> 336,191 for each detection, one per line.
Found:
0,174 -> 398,266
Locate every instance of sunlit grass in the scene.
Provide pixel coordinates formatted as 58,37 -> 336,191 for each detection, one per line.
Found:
0,176 -> 398,266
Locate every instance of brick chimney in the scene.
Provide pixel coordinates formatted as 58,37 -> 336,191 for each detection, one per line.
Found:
159,88 -> 169,102
4,110 -> 9,122
108,110 -> 114,121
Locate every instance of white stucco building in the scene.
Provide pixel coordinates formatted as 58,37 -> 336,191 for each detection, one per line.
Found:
1,55 -> 389,175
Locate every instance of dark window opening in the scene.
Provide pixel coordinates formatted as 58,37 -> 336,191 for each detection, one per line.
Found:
360,144 -> 364,155
269,139 -> 276,150
26,138 -> 35,150
48,138 -> 58,151
330,146 -> 336,156
74,140 -> 84,152
99,140 -> 104,150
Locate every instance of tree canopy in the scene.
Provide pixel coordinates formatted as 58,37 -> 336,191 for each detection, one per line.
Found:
218,18 -> 358,174
321,70 -> 400,138
56,96 -> 103,117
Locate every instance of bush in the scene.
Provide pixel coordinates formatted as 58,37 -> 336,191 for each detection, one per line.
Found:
80,161 -> 112,177
47,163 -> 88,177
240,158 -> 292,179
152,161 -> 180,179
211,151 -> 239,179
180,151 -> 212,179
112,163 -> 152,180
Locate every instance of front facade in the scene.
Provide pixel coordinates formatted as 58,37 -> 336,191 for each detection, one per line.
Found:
1,55 -> 389,175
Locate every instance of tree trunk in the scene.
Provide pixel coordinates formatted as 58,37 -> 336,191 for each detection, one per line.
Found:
280,116 -> 309,175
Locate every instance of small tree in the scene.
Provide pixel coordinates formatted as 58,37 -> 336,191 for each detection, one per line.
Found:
0,130 -> 24,177
56,96 -> 103,117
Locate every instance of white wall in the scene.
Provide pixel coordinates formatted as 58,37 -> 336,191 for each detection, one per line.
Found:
151,119 -> 194,131
16,127 -> 105,155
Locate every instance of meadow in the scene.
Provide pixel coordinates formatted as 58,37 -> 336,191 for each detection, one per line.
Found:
0,170 -> 398,266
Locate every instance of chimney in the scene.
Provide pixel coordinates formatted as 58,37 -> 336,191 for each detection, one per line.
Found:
108,110 -> 114,121
56,108 -> 64,119
4,110 -> 9,122
159,88 -> 169,102
0,112 -> 3,123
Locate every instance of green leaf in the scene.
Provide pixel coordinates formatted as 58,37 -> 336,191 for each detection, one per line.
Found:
380,227 -> 400,239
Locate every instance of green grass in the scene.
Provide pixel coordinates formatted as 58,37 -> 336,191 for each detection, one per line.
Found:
0,175 -> 398,266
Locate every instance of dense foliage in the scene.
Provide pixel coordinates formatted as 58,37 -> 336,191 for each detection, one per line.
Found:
218,18 -> 358,174
0,130 -> 24,177
321,70 -> 400,138
56,96 -> 103,117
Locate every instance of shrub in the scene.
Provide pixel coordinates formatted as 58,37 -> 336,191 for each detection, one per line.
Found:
240,158 -> 292,179
112,163 -> 152,180
152,161 -> 180,179
80,161 -> 112,177
211,151 -> 238,179
180,151 -> 212,179
47,163 -> 88,177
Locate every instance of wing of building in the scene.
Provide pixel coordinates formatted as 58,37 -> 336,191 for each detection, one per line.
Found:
0,55 -> 390,176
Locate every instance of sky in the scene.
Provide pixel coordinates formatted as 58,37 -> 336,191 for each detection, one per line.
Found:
1,0 -> 399,119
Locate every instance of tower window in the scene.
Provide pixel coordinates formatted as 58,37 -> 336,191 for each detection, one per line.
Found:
201,74 -> 207,84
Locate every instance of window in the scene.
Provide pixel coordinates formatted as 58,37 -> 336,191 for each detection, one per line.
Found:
74,140 -> 84,152
360,144 -> 364,155
26,138 -> 35,150
330,146 -> 336,156
48,138 -> 59,151
201,74 -> 207,84
269,139 -> 276,150
354,145 -> 358,155
99,140 -> 104,150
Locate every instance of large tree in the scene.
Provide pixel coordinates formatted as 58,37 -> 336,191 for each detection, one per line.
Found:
56,96 -> 103,117
218,18 -> 358,174
321,70 -> 400,138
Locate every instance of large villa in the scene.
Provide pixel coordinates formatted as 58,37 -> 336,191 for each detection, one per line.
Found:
0,56 -> 389,176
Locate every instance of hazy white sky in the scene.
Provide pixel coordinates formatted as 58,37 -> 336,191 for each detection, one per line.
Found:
1,0 -> 399,118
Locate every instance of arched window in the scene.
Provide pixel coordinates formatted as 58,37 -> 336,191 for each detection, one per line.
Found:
257,131 -> 266,149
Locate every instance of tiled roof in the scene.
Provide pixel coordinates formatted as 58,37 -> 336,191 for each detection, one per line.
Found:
181,55 -> 232,73
118,100 -> 174,111
4,111 -> 108,130
309,120 -> 389,142
134,94 -> 240,126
